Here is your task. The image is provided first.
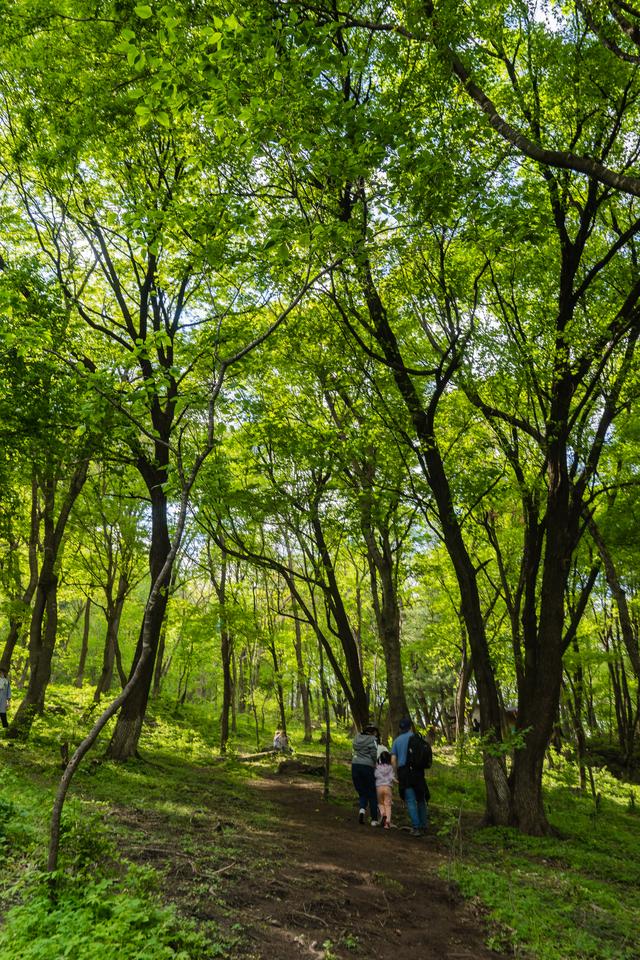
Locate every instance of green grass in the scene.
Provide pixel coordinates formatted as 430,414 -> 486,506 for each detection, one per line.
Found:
430,745 -> 640,959
3,687 -> 640,959
0,686 -> 270,960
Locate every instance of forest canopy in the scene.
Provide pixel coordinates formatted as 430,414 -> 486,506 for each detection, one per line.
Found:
1,0 -> 640,867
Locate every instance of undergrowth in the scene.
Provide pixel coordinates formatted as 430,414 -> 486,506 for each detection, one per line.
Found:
432,743 -> 640,959
3,686 -> 640,959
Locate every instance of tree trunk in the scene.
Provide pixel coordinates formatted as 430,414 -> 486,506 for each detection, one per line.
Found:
9,461 -> 89,740
590,516 -> 640,680
285,536 -> 313,742
318,631 -> 331,801
75,598 -> 92,688
455,637 -> 472,743
0,474 -> 40,674
510,442 -> 578,834
94,576 -> 127,701
209,541 -> 234,755
361,514 -> 409,734
292,610 -> 312,742
152,617 -> 169,698
105,474 -> 171,759
269,638 -> 287,734
563,656 -> 588,792
309,507 -> 370,728
231,649 -> 237,732
220,615 -> 233,754
152,563 -> 178,698
9,559 -> 58,738
361,266 -> 511,825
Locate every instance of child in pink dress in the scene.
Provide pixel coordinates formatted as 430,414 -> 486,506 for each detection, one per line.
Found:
374,750 -> 394,828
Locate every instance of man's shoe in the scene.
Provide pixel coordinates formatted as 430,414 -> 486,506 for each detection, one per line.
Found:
371,820 -> 379,827
409,828 -> 422,837
358,809 -> 365,824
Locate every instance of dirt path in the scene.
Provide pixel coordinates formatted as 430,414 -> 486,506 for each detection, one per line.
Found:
238,775 -> 499,960
116,767 -> 501,960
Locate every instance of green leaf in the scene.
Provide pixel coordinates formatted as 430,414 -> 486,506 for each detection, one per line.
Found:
134,4 -> 153,18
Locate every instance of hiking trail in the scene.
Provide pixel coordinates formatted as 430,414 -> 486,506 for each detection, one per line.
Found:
114,765 -> 502,960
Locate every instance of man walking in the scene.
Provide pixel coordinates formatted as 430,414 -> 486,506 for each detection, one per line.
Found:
391,717 -> 429,837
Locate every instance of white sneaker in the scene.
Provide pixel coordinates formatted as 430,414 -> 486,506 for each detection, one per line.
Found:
371,820 -> 379,827
358,809 -> 365,824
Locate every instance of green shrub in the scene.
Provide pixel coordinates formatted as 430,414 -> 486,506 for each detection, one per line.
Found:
0,873 -> 226,960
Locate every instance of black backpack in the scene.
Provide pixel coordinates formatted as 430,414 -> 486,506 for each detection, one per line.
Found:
406,733 -> 432,772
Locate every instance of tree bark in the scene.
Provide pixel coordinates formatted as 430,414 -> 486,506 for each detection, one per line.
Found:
9,460 -> 89,740
359,495 -> 409,734
75,597 -> 92,688
105,469 -> 171,759
0,473 -> 40,673
589,516 -> 640,680
94,574 -> 127,701
285,535 -> 312,741
454,636 -> 472,743
360,269 -> 510,824
152,563 -> 178,698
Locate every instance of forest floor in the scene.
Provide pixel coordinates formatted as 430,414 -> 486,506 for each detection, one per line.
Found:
4,699 -> 640,959
112,760 -> 503,960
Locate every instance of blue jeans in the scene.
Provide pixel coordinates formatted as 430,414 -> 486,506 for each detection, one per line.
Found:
405,787 -> 428,829
351,763 -> 378,820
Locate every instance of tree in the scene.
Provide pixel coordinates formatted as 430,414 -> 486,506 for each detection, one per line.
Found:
1,0 -> 333,756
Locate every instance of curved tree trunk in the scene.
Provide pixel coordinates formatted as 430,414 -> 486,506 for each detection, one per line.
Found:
309,508 -> 370,728
10,565 -> 59,738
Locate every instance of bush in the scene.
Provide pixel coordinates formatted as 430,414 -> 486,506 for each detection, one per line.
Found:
0,873 -> 223,960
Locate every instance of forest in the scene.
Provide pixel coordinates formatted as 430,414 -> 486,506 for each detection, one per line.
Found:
1,1 -> 640,958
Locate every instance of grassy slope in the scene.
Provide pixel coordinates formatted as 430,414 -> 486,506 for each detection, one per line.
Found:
1,685 -> 639,960
432,747 -> 640,959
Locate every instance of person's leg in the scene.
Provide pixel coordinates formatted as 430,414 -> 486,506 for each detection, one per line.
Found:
404,787 -> 421,830
351,764 -> 369,820
0,712 -> 7,729
379,785 -> 392,826
366,767 -> 379,822
417,797 -> 428,829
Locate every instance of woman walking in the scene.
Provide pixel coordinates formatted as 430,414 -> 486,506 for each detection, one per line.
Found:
351,724 -> 379,826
